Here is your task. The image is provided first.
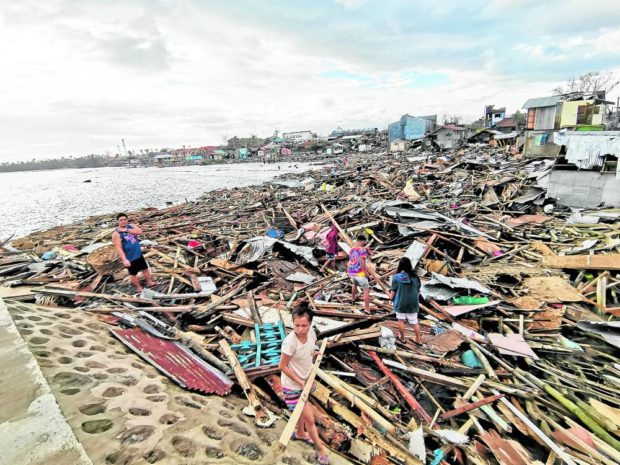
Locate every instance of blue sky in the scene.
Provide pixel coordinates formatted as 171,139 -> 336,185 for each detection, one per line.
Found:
1,0 -> 619,161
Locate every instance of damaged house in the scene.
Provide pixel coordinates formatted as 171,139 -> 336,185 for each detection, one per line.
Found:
428,125 -> 466,150
388,114 -> 437,144
546,130 -> 620,208
521,91 -> 620,207
522,91 -> 612,157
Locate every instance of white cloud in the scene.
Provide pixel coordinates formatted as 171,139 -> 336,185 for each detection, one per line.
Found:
334,0 -> 367,9
0,0 -> 619,162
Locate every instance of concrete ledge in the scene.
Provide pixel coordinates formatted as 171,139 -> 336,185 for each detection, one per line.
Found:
0,298 -> 92,465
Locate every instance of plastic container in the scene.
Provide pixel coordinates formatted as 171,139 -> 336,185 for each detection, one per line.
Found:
461,350 -> 483,368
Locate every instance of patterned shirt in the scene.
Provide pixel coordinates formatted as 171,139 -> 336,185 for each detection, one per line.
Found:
348,246 -> 367,277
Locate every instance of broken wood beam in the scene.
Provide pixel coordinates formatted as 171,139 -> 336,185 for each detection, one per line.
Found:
542,254 -> 620,271
439,394 -> 504,420
367,351 -> 432,424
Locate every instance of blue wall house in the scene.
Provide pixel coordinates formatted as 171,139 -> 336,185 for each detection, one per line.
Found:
388,114 -> 436,144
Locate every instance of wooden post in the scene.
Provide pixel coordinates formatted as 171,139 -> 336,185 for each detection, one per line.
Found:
367,351 -> 432,424
278,339 -> 328,449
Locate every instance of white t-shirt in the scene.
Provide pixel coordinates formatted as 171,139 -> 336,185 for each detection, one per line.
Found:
280,329 -> 317,390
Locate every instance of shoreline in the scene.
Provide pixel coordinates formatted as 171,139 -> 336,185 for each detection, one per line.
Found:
0,153 -> 337,175
2,160 -> 331,242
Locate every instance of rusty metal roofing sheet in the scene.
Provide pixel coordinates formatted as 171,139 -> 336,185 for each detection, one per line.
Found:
111,327 -> 232,395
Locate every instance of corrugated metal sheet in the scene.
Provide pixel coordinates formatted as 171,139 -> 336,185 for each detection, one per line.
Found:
523,95 -> 562,109
112,328 -> 232,395
534,106 -> 557,130
554,131 -> 620,174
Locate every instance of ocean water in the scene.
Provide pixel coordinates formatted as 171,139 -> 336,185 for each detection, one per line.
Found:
0,162 -> 319,240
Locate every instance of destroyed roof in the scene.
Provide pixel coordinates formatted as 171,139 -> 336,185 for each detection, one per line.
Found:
431,125 -> 465,133
522,95 -> 563,109
495,117 -> 517,128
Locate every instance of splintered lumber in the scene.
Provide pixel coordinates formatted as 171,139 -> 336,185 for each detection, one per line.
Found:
542,254 -> 620,271
382,359 -> 531,397
278,339 -> 327,449
192,279 -> 249,318
219,339 -> 270,425
519,369 -> 620,453
439,394 -> 504,420
491,390 -> 578,465
36,287 -> 156,305
359,344 -> 463,367
312,383 -> 423,465
367,351 -> 432,424
316,369 -> 396,434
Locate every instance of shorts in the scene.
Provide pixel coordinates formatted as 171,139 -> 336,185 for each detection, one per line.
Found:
396,312 -> 418,324
127,256 -> 148,276
350,276 -> 369,289
282,385 -> 316,410
326,253 -> 335,260
282,387 -> 302,410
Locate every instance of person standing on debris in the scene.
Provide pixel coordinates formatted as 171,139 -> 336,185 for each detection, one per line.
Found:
112,213 -> 155,293
320,224 -> 339,272
348,235 -> 371,313
279,305 -> 329,464
390,257 -> 422,344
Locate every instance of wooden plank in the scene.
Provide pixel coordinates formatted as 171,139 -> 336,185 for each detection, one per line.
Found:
312,383 -> 423,465
440,394 -> 504,420
278,339 -> 327,449
542,254 -> 620,271
368,351 -> 432,424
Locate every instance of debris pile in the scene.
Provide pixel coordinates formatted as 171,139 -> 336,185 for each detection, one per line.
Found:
2,147 -> 620,465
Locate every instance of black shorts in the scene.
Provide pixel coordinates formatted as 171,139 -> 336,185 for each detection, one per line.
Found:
128,256 -> 148,275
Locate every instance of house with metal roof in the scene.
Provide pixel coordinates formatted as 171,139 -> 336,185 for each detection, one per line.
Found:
522,92 -> 612,157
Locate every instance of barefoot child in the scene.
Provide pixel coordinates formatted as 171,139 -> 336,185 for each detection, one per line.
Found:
390,257 -> 422,343
279,305 -> 329,464
348,235 -> 371,313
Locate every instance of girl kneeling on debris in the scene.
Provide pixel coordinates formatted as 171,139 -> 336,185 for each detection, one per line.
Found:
390,257 -> 422,344
279,304 -> 329,464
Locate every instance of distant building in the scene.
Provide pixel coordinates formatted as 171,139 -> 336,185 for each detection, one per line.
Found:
390,139 -> 410,152
485,105 -> 506,128
428,125 -> 466,150
328,127 -> 378,140
388,114 -> 437,144
283,131 -> 315,143
154,153 -> 174,163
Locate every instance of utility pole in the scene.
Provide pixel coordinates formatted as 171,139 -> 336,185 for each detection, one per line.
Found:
117,145 -> 121,157
121,139 -> 127,156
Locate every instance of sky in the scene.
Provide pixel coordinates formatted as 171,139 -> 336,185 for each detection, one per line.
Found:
1,0 -> 620,162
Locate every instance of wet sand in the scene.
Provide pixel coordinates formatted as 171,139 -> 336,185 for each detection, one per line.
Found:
4,301 -> 337,465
